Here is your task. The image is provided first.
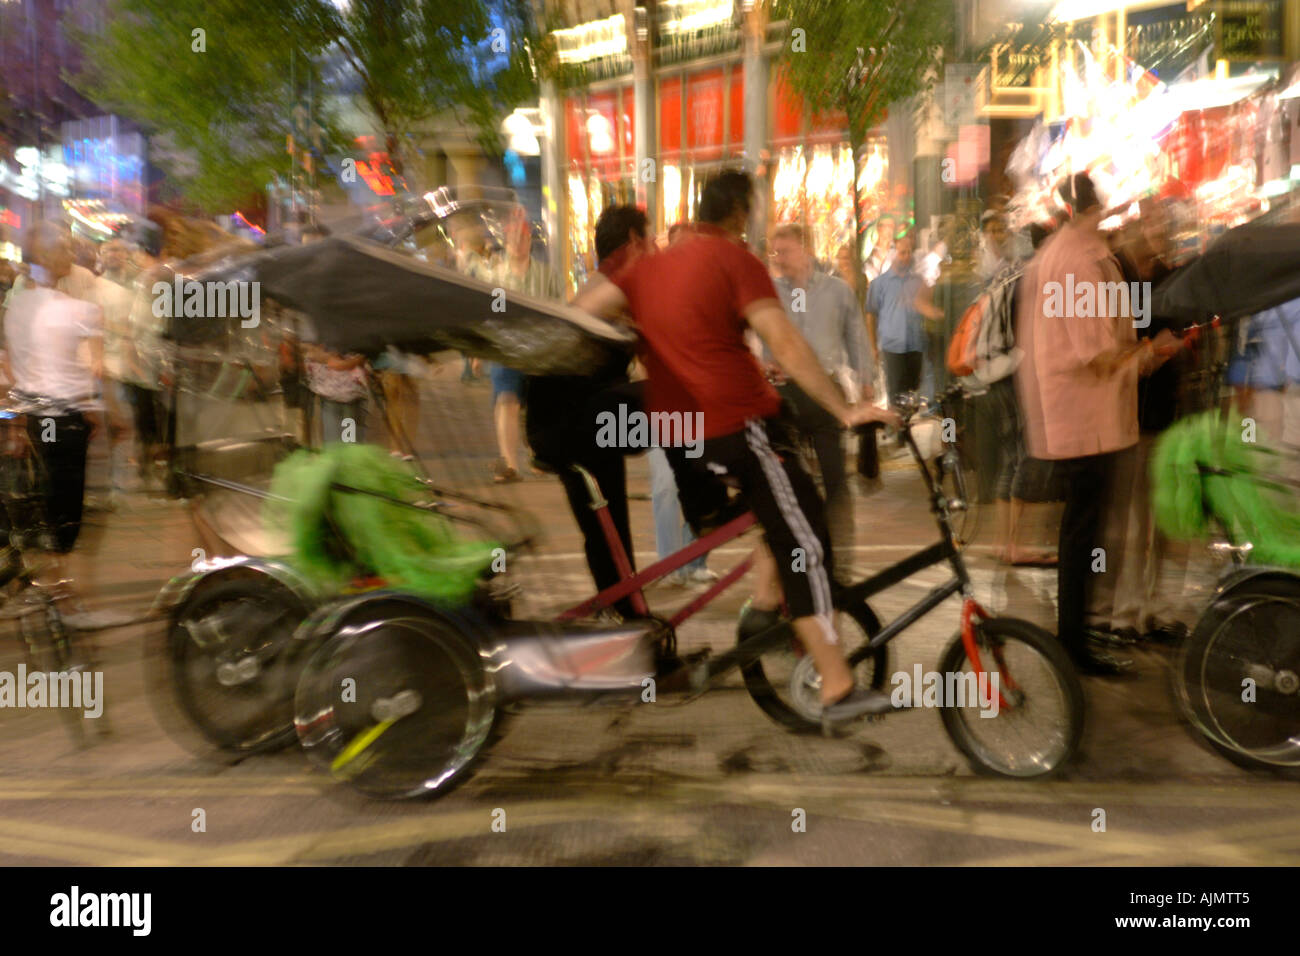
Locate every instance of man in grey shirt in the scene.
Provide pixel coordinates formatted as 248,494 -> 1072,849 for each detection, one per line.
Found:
765,223 -> 873,578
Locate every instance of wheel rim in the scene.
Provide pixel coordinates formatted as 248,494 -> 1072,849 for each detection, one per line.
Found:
751,610 -> 881,725
1196,597 -> 1300,766
173,592 -> 302,752
295,614 -> 495,798
948,632 -> 1074,776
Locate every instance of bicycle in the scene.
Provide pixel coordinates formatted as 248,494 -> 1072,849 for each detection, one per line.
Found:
289,382 -> 1085,798
0,399 -> 108,747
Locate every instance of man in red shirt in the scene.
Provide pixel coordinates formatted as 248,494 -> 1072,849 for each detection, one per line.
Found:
575,171 -> 898,726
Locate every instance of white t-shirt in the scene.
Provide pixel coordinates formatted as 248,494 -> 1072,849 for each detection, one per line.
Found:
4,286 -> 102,407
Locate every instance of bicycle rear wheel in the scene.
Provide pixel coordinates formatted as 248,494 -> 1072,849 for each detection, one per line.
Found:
1177,577 -> 1300,774
739,597 -> 889,733
938,617 -> 1083,778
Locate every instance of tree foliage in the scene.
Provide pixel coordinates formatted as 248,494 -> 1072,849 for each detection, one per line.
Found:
76,0 -> 543,211
770,0 -> 953,146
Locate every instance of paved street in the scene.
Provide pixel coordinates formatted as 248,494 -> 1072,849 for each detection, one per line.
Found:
0,371 -> 1296,866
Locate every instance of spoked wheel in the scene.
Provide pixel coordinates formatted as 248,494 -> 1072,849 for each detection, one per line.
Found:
19,592 -> 91,746
294,602 -> 498,799
161,576 -> 312,758
938,617 -> 1084,778
1177,578 -> 1300,774
936,442 -> 980,550
739,597 -> 889,733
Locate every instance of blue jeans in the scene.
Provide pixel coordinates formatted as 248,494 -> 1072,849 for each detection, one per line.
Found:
319,397 -> 366,444
649,448 -> 705,573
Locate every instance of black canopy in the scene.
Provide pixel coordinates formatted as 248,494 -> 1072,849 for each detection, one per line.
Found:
176,235 -> 634,376
1152,222 -> 1300,323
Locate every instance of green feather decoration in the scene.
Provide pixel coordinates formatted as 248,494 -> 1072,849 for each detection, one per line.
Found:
1152,412 -> 1300,567
264,443 -> 499,603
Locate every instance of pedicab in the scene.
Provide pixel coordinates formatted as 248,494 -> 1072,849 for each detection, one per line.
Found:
1151,221 -> 1300,774
147,196 -> 1086,798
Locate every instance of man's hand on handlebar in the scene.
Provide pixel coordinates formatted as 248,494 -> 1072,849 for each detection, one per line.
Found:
841,403 -> 900,430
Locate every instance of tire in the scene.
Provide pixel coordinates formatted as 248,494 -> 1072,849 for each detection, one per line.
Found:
937,442 -> 980,550
20,594 -> 87,747
294,600 -> 499,800
159,576 -> 313,757
739,597 -> 889,734
1176,577 -> 1300,776
938,616 -> 1084,778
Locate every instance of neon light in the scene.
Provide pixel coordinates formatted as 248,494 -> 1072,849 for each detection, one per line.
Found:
233,211 -> 266,236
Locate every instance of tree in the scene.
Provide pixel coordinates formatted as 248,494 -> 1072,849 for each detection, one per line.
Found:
76,0 -> 545,212
770,0 -> 952,260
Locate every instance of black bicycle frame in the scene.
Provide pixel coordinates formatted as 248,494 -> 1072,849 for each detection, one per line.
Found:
703,403 -> 976,680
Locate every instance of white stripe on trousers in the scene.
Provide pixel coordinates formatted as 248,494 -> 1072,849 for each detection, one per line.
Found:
743,417 -> 834,621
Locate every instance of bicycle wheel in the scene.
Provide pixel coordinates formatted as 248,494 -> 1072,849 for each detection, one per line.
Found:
18,592 -> 89,746
1177,577 -> 1300,774
938,617 -> 1084,778
739,597 -> 889,733
163,576 -> 312,756
936,442 -> 980,550
294,600 -> 499,800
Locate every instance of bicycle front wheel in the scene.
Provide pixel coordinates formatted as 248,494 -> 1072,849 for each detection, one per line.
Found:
937,617 -> 1083,778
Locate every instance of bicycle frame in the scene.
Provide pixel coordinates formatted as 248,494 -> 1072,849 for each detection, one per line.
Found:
554,391 -> 1003,699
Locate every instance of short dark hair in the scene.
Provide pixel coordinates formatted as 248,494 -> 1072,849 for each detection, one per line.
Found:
698,170 -> 753,225
1059,172 -> 1101,214
594,204 -> 647,263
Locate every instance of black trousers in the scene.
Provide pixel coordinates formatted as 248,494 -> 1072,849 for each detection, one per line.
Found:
700,416 -> 833,620
881,350 -> 923,405
27,412 -> 90,554
1055,450 -> 1120,659
526,377 -> 729,618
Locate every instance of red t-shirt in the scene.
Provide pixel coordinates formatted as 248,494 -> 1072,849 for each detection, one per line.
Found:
610,224 -> 781,439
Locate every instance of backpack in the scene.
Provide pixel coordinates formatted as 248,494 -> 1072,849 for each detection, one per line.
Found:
971,265 -> 1023,385
946,295 -> 986,377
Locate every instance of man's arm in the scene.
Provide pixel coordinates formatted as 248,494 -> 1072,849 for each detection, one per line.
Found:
913,281 -> 943,321
572,272 -> 630,323
746,298 -> 894,428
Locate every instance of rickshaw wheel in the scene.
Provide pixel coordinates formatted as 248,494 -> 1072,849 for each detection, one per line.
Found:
1177,576 -> 1300,776
157,575 -> 312,759
294,601 -> 499,800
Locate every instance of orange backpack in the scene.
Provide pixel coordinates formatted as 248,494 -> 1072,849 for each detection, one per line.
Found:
947,295 -> 987,377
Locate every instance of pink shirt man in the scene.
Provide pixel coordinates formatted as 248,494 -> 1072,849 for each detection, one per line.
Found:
1015,222 -> 1138,460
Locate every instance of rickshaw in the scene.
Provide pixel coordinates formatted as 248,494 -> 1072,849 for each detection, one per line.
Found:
146,194 -> 1086,797
1150,220 -> 1300,776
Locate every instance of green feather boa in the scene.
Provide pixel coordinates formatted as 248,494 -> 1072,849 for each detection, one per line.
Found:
1152,412 -> 1300,567
265,443 -> 499,603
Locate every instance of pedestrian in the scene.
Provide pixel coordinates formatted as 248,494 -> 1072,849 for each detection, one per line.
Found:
766,223 -> 872,578
1089,199 -> 1192,642
305,345 -> 369,444
2,222 -> 119,628
866,231 -> 926,406
1014,173 -> 1179,675
489,208 -> 559,482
